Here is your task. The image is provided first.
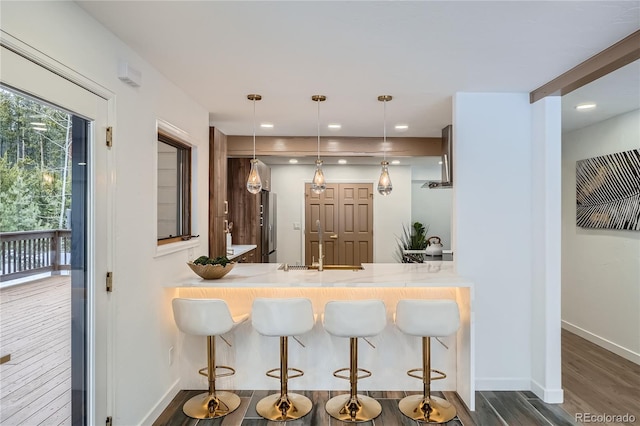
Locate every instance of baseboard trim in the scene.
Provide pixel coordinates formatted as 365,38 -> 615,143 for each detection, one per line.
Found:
475,377 -> 530,391
531,379 -> 564,404
562,320 -> 640,365
138,379 -> 180,425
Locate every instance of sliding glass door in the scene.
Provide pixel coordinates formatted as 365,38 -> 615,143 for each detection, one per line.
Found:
0,45 -> 111,425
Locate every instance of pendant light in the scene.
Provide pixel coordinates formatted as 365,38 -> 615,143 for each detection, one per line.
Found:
311,95 -> 327,194
377,95 -> 393,195
246,94 -> 262,194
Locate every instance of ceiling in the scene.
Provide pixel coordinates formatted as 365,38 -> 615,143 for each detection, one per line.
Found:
562,59 -> 640,133
77,1 -> 639,142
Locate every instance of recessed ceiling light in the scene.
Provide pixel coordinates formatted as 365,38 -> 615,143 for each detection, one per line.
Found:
328,123 -> 341,129
391,160 -> 400,165
260,123 -> 274,128
395,124 -> 409,130
289,159 -> 298,164
575,103 -> 596,111
338,159 -> 347,164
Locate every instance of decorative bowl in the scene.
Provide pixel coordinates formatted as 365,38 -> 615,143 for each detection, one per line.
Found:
187,262 -> 235,280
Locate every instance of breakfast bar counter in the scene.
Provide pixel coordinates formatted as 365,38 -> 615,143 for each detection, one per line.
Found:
170,262 -> 475,410
174,262 -> 466,287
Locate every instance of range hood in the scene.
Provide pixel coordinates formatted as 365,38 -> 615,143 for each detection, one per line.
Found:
422,124 -> 453,189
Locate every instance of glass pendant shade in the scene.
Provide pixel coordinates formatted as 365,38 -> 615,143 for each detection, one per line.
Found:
246,93 -> 262,194
311,159 -> 326,194
377,161 -> 392,195
311,95 -> 327,194
246,158 -> 262,194
377,95 -> 393,196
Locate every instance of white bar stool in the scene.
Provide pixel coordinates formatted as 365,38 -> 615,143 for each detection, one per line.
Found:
395,299 -> 460,423
172,298 -> 248,419
251,297 -> 315,421
323,299 -> 387,422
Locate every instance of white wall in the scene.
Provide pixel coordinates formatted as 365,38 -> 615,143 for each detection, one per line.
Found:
271,164 -> 412,264
562,109 -> 640,364
1,2 -> 210,424
411,166 -> 453,250
454,93 -> 535,390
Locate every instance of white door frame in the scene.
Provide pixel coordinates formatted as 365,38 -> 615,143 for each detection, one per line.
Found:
1,32 -> 116,424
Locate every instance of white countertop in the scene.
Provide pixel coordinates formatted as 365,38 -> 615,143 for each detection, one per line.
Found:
175,262 -> 471,288
226,244 -> 257,261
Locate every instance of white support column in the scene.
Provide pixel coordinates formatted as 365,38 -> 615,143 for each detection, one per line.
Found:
531,96 -> 563,403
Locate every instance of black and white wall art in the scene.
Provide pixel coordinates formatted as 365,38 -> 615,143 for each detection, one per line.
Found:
576,148 -> 640,230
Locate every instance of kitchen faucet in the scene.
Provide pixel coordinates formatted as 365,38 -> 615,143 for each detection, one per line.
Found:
316,219 -> 324,271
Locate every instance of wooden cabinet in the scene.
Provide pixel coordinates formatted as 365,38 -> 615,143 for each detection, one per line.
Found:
227,158 -> 262,261
235,248 -> 256,263
209,127 -> 228,257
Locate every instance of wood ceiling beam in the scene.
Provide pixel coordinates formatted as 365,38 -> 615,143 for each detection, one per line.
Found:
226,135 -> 442,157
530,30 -> 640,103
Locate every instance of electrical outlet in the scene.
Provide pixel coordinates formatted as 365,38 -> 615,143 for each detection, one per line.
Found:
169,346 -> 174,366
187,248 -> 194,259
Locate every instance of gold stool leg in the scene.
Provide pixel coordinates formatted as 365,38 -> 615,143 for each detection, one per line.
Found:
256,336 -> 312,421
398,337 -> 457,423
325,337 -> 382,422
183,336 -> 241,419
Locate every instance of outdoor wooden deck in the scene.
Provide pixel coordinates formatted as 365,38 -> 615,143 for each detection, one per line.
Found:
0,275 -> 71,425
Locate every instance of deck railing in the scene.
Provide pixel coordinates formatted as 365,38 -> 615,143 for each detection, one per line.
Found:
0,229 -> 71,282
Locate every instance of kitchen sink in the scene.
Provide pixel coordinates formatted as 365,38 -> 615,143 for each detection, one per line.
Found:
279,264 -> 364,271
312,264 -> 363,270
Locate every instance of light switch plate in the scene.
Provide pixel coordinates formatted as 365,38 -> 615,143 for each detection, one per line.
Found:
293,222 -> 301,230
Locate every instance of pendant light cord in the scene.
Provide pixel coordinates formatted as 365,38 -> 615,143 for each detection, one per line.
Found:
383,98 -> 387,162
316,97 -> 320,160
252,97 -> 256,160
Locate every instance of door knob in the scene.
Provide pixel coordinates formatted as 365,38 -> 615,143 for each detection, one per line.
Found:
330,234 -> 338,239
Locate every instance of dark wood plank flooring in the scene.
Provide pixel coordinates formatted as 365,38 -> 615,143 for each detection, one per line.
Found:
153,389 -> 574,426
561,328 -> 640,426
154,330 -> 640,425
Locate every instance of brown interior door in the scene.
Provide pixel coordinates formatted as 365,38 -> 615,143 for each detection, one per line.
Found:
305,183 -> 339,265
338,183 -> 373,264
305,183 -> 373,265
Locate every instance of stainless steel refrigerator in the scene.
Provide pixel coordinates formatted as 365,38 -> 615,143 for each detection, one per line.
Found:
260,191 -> 277,263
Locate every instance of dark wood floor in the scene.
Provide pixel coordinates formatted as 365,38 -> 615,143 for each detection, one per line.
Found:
153,389 -> 578,425
561,328 -> 640,426
154,330 -> 640,426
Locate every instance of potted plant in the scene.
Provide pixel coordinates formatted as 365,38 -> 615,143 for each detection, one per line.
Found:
396,221 -> 429,263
